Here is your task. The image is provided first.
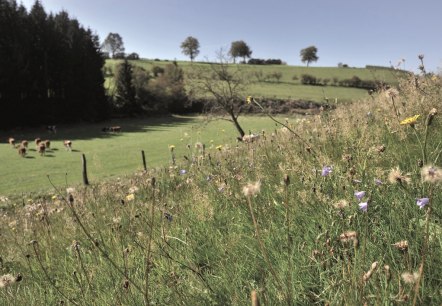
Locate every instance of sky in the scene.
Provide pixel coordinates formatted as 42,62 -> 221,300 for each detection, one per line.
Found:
19,0 -> 442,73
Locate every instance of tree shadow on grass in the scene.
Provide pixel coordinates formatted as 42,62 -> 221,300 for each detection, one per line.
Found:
1,115 -> 197,142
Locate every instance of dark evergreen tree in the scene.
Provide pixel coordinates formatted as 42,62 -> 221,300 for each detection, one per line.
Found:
114,59 -> 139,115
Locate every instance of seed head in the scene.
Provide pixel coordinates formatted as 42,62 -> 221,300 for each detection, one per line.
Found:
242,181 -> 261,197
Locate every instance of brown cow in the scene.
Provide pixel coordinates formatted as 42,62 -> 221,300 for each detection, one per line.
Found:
8,137 -> 15,147
21,140 -> 28,148
64,140 -> 72,151
18,146 -> 26,157
38,143 -> 46,156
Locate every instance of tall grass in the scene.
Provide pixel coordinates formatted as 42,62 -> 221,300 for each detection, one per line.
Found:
1,66 -> 441,305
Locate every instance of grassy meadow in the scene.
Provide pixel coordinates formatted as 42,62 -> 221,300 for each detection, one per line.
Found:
105,59 -> 405,103
0,115 -> 288,197
1,70 -> 441,305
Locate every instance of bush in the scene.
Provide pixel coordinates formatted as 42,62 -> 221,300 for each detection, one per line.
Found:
126,52 -> 140,60
301,74 -> 318,85
247,58 -> 284,65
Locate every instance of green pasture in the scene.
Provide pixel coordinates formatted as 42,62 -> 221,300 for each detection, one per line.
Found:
104,59 -> 404,101
0,115 -> 291,196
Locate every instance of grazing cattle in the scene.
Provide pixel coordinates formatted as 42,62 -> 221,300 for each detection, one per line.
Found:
38,143 -> 46,156
35,138 -> 41,145
44,140 -> 51,149
102,126 -> 121,132
8,137 -> 15,147
46,125 -> 57,133
64,140 -> 72,151
18,146 -> 26,157
21,140 -> 28,148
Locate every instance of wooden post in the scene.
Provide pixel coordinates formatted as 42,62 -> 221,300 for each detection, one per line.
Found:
82,154 -> 89,185
141,150 -> 147,171
251,290 -> 260,306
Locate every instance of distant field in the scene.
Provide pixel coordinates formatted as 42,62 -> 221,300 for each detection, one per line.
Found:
0,115 -> 292,196
105,59 -> 404,102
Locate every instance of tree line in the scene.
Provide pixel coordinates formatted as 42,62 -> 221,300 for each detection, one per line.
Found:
0,0 -> 108,129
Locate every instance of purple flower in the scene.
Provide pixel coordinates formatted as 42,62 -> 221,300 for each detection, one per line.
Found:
354,191 -> 366,201
321,166 -> 332,177
358,202 -> 368,212
374,178 -> 383,186
416,197 -> 429,209
179,169 -> 187,175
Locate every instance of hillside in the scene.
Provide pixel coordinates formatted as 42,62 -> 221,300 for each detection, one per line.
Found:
105,59 -> 407,103
1,70 -> 441,305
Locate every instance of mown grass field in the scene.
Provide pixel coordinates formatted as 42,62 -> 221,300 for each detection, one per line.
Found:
0,115 -> 292,197
105,59 -> 405,102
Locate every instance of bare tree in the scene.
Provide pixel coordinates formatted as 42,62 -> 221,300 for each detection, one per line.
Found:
187,51 -> 249,138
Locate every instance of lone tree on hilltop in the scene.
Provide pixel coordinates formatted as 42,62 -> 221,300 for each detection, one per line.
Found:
102,33 -> 125,58
229,40 -> 252,64
181,36 -> 200,62
300,45 -> 319,67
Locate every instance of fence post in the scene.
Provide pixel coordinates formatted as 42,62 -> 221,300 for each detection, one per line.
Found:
251,290 -> 260,306
82,153 -> 89,185
141,150 -> 147,171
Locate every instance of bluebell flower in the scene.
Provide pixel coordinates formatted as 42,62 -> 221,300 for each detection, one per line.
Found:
358,202 -> 368,212
179,169 -> 187,175
416,197 -> 429,209
321,166 -> 332,177
354,191 -> 366,201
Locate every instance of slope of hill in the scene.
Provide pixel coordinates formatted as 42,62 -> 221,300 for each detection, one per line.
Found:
105,59 -> 406,103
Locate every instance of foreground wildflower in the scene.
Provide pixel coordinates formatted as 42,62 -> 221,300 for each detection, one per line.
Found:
179,169 -> 187,175
333,199 -> 349,209
321,166 -> 332,177
392,240 -> 409,252
168,145 -> 175,151
400,114 -> 420,125
354,191 -> 366,201
421,165 -> 442,183
339,231 -> 358,246
374,178 -> 383,186
246,96 -> 253,104
385,88 -> 399,99
0,274 -> 17,288
242,181 -> 261,197
416,197 -> 429,209
363,261 -> 378,282
388,167 -> 411,185
401,271 -> 420,284
126,194 -> 135,201
358,202 -> 368,212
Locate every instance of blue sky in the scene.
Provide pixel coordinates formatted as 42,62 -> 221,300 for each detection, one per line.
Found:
20,0 -> 442,72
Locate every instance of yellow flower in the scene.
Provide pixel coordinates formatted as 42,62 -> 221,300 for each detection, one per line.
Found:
168,145 -> 175,151
400,114 -> 420,125
51,195 -> 57,200
216,145 -> 223,151
246,96 -> 253,104
126,194 -> 135,201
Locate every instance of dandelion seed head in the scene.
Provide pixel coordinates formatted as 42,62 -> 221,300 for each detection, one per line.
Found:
401,271 -> 419,284
242,181 -> 261,197
388,167 -> 411,185
393,240 -> 409,251
0,274 -> 16,288
421,165 -> 442,183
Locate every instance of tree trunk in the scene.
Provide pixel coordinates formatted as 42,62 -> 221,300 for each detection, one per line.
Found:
229,111 -> 245,138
